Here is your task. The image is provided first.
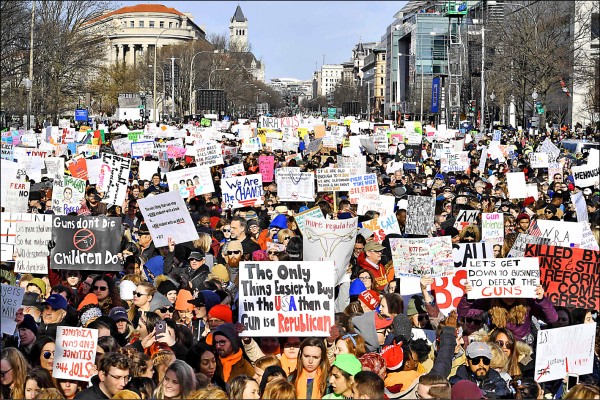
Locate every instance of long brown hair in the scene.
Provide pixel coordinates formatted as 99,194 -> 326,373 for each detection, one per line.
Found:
1,348 -> 28,399
488,328 -> 522,377
290,338 -> 330,397
488,299 -> 528,328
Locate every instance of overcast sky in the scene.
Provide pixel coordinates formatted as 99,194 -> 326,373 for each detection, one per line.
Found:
121,1 -> 406,81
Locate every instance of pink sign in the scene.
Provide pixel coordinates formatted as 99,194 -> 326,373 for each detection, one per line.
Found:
167,146 -> 186,159
259,155 -> 274,183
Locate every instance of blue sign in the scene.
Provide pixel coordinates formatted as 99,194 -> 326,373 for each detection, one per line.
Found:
74,109 -> 88,122
431,77 -> 440,113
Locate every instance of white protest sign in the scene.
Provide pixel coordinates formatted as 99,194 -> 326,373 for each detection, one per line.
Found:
130,141 -> 155,158
223,163 -> 246,178
572,163 -> 599,188
5,182 -> 30,213
195,140 -> 224,167
294,207 -> 324,235
571,191 -> 588,222
481,213 -> 504,244
508,234 -> 550,258
52,176 -> 85,215
454,210 -> 480,231
529,152 -> 549,168
99,154 -> 131,206
337,156 -> 366,175
1,284 -> 24,335
303,217 -> 357,286
534,324 -> 596,383
138,160 -> 160,181
506,172 -> 528,199
222,174 -> 264,209
348,173 -> 379,205
440,151 -> 470,173
316,168 -> 351,192
14,220 -> 52,274
357,195 -> 396,217
276,168 -> 315,202
238,261 -> 335,337
390,237 -> 454,277
53,327 -> 98,381
466,257 -> 539,299
137,191 -> 199,248
536,220 -> 583,248
538,138 -> 560,162
111,137 -> 131,155
165,166 -> 215,198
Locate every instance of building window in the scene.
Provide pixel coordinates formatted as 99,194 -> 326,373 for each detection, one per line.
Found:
169,22 -> 173,28
592,13 -> 599,40
380,77 -> 384,85
139,21 -> 144,28
160,21 -> 164,28
130,21 -> 134,28
149,21 -> 154,28
380,89 -> 384,96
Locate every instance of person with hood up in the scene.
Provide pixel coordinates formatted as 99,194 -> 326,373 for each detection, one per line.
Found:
258,214 -> 289,250
212,323 -> 254,383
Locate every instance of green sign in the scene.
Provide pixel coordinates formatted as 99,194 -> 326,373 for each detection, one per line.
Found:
201,118 -> 212,127
139,105 -> 145,109
327,107 -> 337,118
446,1 -> 469,15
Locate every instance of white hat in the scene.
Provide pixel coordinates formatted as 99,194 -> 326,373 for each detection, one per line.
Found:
397,199 -> 408,210
119,280 -> 137,301
583,188 -> 592,195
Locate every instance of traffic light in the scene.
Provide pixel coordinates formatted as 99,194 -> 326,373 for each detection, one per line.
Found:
469,100 -> 476,113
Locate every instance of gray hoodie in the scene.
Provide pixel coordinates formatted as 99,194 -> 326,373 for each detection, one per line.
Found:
352,311 -> 379,353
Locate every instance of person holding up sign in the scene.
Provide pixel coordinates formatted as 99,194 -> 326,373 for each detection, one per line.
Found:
458,283 -> 558,345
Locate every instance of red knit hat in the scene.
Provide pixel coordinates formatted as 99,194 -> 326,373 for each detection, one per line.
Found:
523,196 -> 535,207
380,341 -> 404,371
208,304 -> 233,323
516,213 -> 530,222
358,290 -> 380,311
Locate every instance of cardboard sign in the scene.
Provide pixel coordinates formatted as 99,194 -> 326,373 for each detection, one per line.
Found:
294,206 -> 324,235
316,168 -> 351,192
222,174 -> 264,209
481,213 -> 504,244
440,151 -> 469,173
534,324 -> 596,383
238,262 -> 335,337
405,196 -> 436,236
303,217 -> 357,286
1,284 -> 24,335
165,166 -> 215,198
50,216 -> 122,271
454,210 -> 480,231
348,173 -> 379,205
98,154 -> 131,207
572,163 -> 599,188
53,327 -> 98,381
259,155 -> 275,183
5,182 -> 29,213
466,257 -> 539,299
195,140 -> 224,167
14,220 -> 52,274
525,244 -> 599,310
390,237 -> 454,277
276,168 -> 315,202
52,176 -> 85,215
137,191 -> 199,248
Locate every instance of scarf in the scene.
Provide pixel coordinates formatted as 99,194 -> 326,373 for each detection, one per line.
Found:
220,349 -> 243,382
296,367 -> 322,400
280,353 -> 297,375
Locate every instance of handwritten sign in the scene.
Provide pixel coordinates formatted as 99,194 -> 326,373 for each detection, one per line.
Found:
5,182 -> 29,213
53,327 -> 98,382
1,284 -> 24,335
405,196 -> 436,235
14,220 -> 52,274
294,207 -> 324,235
259,155 -> 275,183
195,140 -> 224,167
98,154 -> 131,206
276,167 -> 315,202
238,262 -> 335,337
440,151 -> 469,173
481,213 -> 504,245
165,166 -> 215,198
316,168 -> 351,192
466,257 -> 539,299
390,237 -> 453,277
572,163 -> 599,188
348,173 -> 379,204
222,174 -> 264,209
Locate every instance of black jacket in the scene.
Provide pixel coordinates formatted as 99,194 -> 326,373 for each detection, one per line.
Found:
450,365 -> 511,399
74,376 -> 108,399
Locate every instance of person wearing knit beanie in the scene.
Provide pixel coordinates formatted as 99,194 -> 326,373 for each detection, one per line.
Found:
175,289 -> 194,325
208,304 -> 233,330
387,314 -> 413,345
359,353 -> 387,379
212,323 -> 254,383
349,278 -> 368,302
157,280 -> 179,304
27,278 -> 46,297
19,314 -> 38,337
77,293 -> 99,311
358,290 -> 380,312
150,293 -> 174,319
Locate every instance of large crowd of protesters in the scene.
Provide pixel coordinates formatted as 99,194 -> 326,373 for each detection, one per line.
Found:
1,116 -> 599,400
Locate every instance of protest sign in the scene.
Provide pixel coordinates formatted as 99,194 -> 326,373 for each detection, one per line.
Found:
276,168 -> 315,202
65,154 -> 88,180
294,207 -> 324,235
259,155 -> 275,183
536,220 -> 583,248
454,210 -> 480,231
506,172 -> 528,199
529,152 -> 549,168
167,146 -> 187,159
362,215 -> 401,243
508,234 -> 551,258
1,213 -> 52,262
111,137 -> 131,155
158,151 -> 169,172
166,166 -> 215,198
17,155 -> 42,182
5,182 -> 29,213
481,213 -> 504,244
581,222 -> 599,251
1,284 -> 24,335
43,157 -> 64,181
14,220 -> 52,274
348,173 -> 379,204
572,163 -> 599,187
53,327 -> 98,381
390,237 -> 453,277
138,160 -> 160,181
130,141 -> 154,158
440,151 -> 469,173
337,155 -> 367,175
398,144 -> 421,163
538,137 -> 560,162
405,196 -> 436,235
50,216 -> 122,271
223,163 -> 246,178
98,154 -> 131,206
477,146 -> 487,172
357,195 -> 396,217
222,174 -> 264,209
52,176 -> 85,215
137,191 -> 199,248
525,244 -> 599,310
238,261 -> 335,337
1,143 -> 13,160
195,140 -> 224,167
466,257 -> 539,300
303,217 -> 357,285
534,324 -> 596,383
316,168 -> 351,192
571,191 -> 589,222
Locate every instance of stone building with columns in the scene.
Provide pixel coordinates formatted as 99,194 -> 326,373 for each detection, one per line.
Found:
81,4 -> 208,66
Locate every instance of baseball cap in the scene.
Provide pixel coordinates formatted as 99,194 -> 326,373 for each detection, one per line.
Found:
374,313 -> 393,330
452,380 -> 486,400
358,290 -> 380,311
109,307 -> 130,323
43,293 -> 67,311
188,251 -> 205,261
466,341 -> 492,359
22,292 -> 43,310
365,242 -> 385,252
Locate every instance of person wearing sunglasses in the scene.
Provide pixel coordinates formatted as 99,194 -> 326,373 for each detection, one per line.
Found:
149,292 -> 175,320
129,282 -> 156,327
108,307 -> 134,345
90,275 -> 122,316
1,347 -> 29,400
28,336 -> 55,373
407,296 -> 433,330
449,341 -> 510,399
184,250 -> 210,296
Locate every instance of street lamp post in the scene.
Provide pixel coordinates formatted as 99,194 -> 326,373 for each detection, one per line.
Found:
188,50 -> 219,116
23,78 -> 32,130
153,29 -> 168,123
209,68 -> 230,90
490,92 -> 496,130
531,90 -> 538,129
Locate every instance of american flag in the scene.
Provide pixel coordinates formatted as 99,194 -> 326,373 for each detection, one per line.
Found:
528,219 -> 542,237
